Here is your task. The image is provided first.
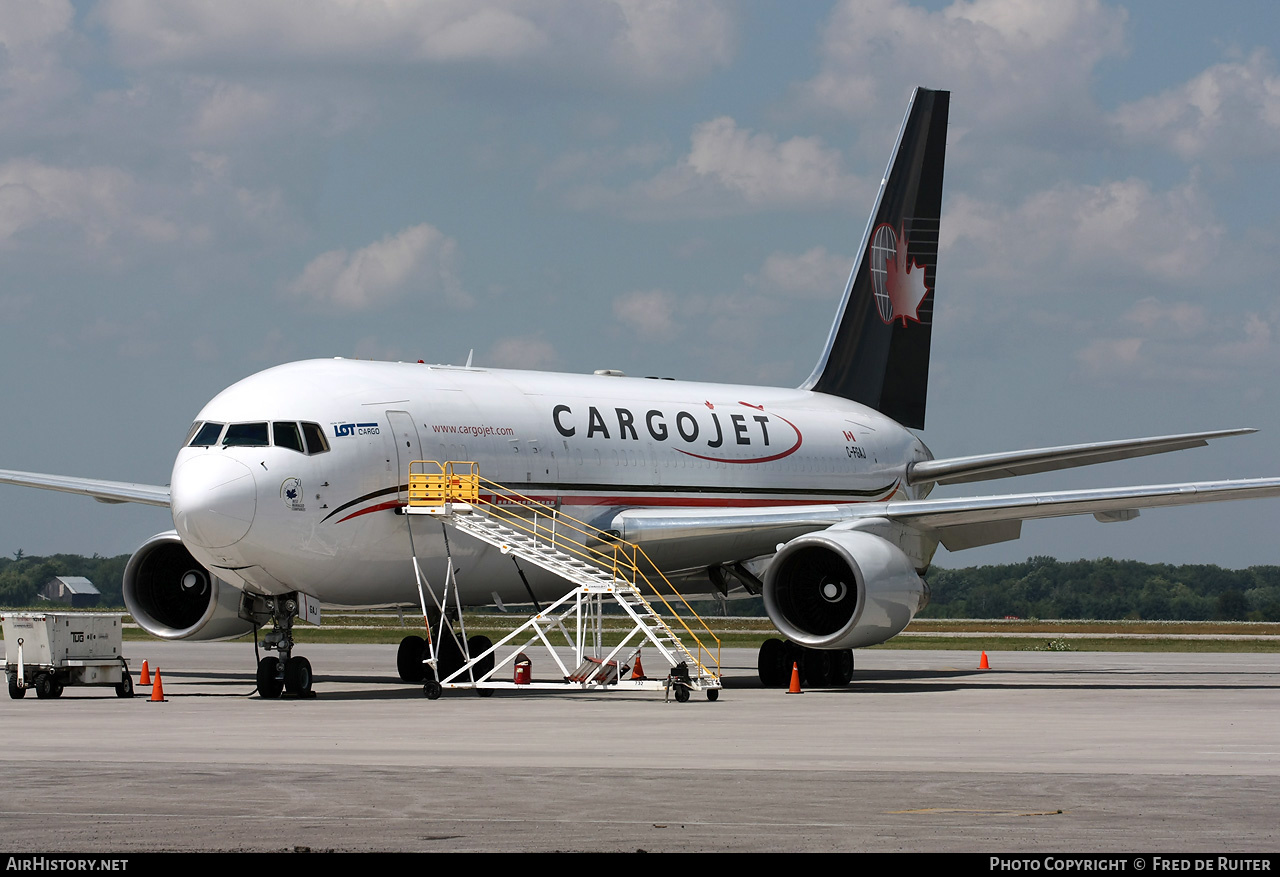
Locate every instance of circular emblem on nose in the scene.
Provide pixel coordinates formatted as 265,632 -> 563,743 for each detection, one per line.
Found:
280,477 -> 305,511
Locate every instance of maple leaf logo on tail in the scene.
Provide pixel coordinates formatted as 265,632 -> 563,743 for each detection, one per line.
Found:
868,222 -> 931,325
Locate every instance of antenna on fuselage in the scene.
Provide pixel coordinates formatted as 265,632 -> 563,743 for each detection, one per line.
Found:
465,349 -> 474,368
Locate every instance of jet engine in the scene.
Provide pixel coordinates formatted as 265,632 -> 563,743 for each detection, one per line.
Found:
123,531 -> 254,640
762,528 -> 927,650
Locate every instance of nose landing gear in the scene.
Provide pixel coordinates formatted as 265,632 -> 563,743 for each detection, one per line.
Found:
244,592 -> 315,699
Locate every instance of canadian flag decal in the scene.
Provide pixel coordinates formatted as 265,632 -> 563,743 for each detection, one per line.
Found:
869,222 -> 930,326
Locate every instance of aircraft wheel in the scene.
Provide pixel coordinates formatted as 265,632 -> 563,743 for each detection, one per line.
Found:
34,673 -> 54,699
707,688 -> 719,702
437,634 -> 465,682
115,673 -> 134,698
783,641 -> 805,687
284,656 -> 313,695
465,635 -> 494,686
757,638 -> 787,688
674,684 -> 690,703
803,648 -> 833,688
423,680 -> 442,700
397,635 -> 426,682
7,672 -> 25,699
256,657 -> 283,699
831,649 -> 854,687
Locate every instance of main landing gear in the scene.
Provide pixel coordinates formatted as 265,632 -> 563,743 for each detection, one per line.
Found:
397,620 -> 495,698
244,592 -> 315,699
757,638 -> 854,689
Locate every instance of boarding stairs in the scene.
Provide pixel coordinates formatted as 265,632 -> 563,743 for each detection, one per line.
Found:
400,461 -> 721,701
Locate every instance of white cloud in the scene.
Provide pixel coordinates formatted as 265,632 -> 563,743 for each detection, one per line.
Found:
803,0 -> 1125,125
749,247 -> 853,299
1075,336 -> 1142,377
943,178 -> 1225,286
485,335 -> 559,369
685,118 -> 854,205
610,1 -> 735,87
613,288 -> 678,339
98,0 -> 734,88
1123,298 -> 1206,337
1113,50 -> 1280,162
537,142 -> 667,191
566,117 -> 864,217
286,223 -> 468,311
0,0 -> 77,118
188,80 -> 278,143
0,158 -> 180,250
1077,305 -> 1278,385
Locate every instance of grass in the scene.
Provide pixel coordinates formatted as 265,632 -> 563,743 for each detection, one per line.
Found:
110,613 -> 1280,652
872,635 -> 1280,653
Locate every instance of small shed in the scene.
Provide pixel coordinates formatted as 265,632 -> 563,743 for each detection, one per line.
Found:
39,576 -> 101,608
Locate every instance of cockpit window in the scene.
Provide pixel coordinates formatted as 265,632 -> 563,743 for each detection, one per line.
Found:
182,422 -> 203,447
274,422 -> 305,454
301,422 -> 329,455
223,422 -> 270,447
188,422 -> 225,447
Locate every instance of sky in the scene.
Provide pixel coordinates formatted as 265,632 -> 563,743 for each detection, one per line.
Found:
2,0 -> 1280,569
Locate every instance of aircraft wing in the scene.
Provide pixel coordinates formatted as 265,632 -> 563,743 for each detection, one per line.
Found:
907,429 -> 1255,486
613,476 -> 1280,559
0,469 -> 171,507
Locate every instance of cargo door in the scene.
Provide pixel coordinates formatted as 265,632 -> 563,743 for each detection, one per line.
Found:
387,410 -> 422,502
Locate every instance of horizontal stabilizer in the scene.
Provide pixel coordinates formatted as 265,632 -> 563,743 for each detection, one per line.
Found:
907,428 -> 1255,486
0,469 -> 171,508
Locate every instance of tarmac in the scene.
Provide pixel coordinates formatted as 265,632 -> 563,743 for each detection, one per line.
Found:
2,643 -> 1278,852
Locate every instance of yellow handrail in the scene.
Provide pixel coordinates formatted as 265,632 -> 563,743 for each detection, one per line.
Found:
407,461 -> 721,678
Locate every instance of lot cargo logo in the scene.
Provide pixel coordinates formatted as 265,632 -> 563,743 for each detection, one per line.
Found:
869,222 -> 930,326
552,401 -> 802,464
333,422 -> 380,437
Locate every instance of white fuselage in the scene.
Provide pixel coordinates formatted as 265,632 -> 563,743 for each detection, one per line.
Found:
169,359 -> 936,606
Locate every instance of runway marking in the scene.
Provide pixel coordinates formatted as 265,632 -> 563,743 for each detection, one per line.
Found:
0,809 -> 1053,828
887,808 -> 1065,816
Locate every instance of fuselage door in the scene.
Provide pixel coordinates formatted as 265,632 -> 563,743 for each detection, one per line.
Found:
387,410 -> 422,502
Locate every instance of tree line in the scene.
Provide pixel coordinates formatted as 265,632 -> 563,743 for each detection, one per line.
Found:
922,555 -> 1280,621
3,552 -> 1280,621
0,552 -> 129,608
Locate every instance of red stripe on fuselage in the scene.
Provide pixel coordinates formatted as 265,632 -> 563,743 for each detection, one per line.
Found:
334,487 -> 900,522
336,499 -> 405,523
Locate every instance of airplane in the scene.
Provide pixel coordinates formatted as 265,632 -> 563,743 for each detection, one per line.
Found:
5,86 -> 1280,698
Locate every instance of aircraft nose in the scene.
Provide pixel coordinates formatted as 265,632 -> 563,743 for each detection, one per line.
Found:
171,455 -> 257,549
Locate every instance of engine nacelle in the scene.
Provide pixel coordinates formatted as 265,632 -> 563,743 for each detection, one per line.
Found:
123,531 -> 255,641
762,528 -> 927,650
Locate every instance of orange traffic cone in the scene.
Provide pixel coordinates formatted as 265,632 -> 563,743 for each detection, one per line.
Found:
149,668 -> 167,702
979,651 -> 991,670
139,660 -> 151,686
632,652 -> 646,680
786,661 -> 803,694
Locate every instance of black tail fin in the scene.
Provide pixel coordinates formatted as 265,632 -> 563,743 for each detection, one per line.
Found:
801,87 -> 949,430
